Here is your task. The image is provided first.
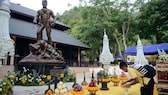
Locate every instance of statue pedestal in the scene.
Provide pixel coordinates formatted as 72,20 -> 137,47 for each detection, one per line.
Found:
19,40 -> 65,75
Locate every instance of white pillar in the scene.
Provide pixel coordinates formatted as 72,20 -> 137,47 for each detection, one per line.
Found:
0,0 -> 10,38
0,0 -> 15,66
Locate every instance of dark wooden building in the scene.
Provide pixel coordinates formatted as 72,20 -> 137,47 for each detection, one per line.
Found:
1,1 -> 89,67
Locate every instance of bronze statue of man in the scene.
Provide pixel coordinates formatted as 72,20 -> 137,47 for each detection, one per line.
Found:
33,0 -> 55,45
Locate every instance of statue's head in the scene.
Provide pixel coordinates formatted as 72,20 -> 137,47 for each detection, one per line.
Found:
42,0 -> 47,8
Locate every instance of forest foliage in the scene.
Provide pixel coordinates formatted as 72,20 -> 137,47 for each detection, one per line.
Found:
56,0 -> 168,62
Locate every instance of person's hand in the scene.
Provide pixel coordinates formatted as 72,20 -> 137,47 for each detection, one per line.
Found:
121,82 -> 126,86
123,84 -> 131,88
121,82 -> 124,86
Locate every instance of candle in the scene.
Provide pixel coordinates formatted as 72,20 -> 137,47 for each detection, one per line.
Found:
114,67 -> 116,71
83,70 -> 86,74
92,69 -> 94,74
73,71 -> 77,77
106,68 -> 109,72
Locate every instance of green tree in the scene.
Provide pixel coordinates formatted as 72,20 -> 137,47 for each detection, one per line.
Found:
57,0 -> 152,63
137,0 -> 168,43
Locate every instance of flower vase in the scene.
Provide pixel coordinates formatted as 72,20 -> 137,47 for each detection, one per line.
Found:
121,85 -> 129,95
124,88 -> 129,95
89,91 -> 96,95
100,82 -> 109,90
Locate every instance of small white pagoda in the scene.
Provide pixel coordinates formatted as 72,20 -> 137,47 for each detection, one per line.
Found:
134,35 -> 148,65
0,0 -> 15,66
99,30 -> 114,67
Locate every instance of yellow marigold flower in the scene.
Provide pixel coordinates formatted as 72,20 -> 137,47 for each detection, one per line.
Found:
47,75 -> 52,80
45,89 -> 53,95
111,78 -> 120,83
39,81 -> 45,86
119,77 -> 128,80
71,90 -> 85,94
21,79 -> 26,84
102,78 -> 111,82
60,73 -> 64,78
9,75 -> 15,80
87,86 -> 99,91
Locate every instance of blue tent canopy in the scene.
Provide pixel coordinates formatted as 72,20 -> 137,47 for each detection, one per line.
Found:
124,43 -> 168,55
114,55 -> 123,59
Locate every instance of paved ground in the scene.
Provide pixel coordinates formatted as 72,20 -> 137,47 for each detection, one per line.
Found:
13,67 -> 93,95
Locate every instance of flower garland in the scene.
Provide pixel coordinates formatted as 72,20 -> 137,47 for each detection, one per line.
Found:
111,77 -> 120,83
87,86 -> 99,91
71,90 -> 85,95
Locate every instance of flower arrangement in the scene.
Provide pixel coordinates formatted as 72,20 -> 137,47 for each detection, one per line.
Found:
62,66 -> 75,82
0,77 -> 13,95
111,67 -> 120,86
87,79 -> 99,95
6,67 -> 51,86
97,69 -> 111,78
120,71 -> 128,81
97,68 -> 111,90
158,49 -> 168,62
97,68 -> 112,83
62,72 -> 75,82
71,84 -> 85,95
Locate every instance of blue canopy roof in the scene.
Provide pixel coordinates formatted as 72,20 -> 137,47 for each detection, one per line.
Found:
124,43 -> 168,55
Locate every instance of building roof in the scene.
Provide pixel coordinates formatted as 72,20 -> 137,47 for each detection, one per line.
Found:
6,1 -> 90,50
10,18 -> 90,49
